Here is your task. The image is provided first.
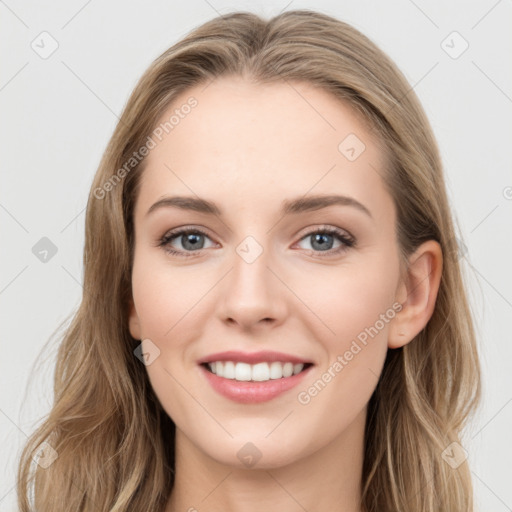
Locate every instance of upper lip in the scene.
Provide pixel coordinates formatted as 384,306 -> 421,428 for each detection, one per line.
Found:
198,350 -> 313,365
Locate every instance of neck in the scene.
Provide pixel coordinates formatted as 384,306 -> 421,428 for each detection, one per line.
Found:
165,407 -> 366,512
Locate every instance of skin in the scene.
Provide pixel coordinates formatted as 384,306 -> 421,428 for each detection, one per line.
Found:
128,75 -> 443,512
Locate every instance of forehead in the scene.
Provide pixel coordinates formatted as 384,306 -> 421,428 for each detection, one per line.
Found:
135,76 -> 392,222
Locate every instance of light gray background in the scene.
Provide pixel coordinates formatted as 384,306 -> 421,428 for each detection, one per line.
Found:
1,0 -> 511,510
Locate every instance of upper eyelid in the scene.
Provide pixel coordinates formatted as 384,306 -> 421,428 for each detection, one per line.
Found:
161,224 -> 353,238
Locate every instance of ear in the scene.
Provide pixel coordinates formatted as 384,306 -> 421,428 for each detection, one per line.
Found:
388,240 -> 443,349
128,298 -> 142,340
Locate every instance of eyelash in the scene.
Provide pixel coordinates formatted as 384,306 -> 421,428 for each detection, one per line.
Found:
157,225 -> 356,258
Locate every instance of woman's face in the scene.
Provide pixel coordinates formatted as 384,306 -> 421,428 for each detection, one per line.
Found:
128,75 -> 403,468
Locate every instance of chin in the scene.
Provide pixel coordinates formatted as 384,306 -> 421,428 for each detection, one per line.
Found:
198,434 -> 307,470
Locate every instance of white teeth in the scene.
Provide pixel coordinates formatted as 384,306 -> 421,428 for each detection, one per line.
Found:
269,361 -> 283,379
207,361 -> 306,382
234,362 -> 252,381
223,361 -> 235,379
252,362 -> 270,381
283,362 -> 293,377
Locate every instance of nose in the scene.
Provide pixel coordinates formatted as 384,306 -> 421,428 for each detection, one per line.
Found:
217,240 -> 288,332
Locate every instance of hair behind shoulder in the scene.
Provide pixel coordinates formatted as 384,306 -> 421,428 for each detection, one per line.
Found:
17,9 -> 481,512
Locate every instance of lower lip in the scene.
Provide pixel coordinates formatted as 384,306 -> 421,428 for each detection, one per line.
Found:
199,364 -> 313,404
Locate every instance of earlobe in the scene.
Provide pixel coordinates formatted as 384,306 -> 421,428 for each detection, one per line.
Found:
128,299 -> 142,340
388,240 -> 443,349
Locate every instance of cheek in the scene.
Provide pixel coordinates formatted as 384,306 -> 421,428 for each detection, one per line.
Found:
131,249 -> 205,340
130,257 -> 205,424
335,269 -> 395,352
290,252 -> 399,410
293,254 -> 399,352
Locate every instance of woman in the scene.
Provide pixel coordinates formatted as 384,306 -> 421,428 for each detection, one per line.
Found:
17,9 -> 481,511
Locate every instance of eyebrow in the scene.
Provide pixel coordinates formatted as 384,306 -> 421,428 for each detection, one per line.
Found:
146,194 -> 372,219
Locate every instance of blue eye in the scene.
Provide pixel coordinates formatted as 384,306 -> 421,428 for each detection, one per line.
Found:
158,228 -> 215,257
158,225 -> 355,258
296,227 -> 355,256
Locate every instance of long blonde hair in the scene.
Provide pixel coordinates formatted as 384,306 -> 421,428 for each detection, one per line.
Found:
17,9 -> 481,511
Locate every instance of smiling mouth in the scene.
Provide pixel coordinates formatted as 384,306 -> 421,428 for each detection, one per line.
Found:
201,361 -> 314,382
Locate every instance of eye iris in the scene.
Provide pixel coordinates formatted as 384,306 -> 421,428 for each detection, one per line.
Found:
182,233 -> 204,250
311,233 -> 333,251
